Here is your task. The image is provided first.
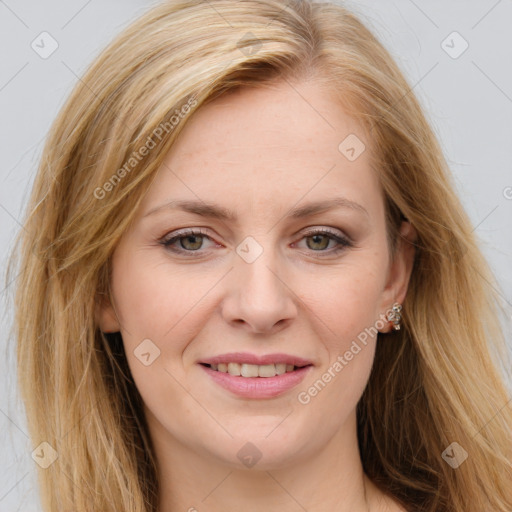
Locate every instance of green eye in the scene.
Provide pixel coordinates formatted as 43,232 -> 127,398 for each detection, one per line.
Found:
159,227 -> 352,257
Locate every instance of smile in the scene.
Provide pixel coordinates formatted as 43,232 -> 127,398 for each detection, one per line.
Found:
199,363 -> 313,399
201,362 -> 308,378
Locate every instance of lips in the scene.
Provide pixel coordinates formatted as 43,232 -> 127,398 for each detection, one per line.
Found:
199,362 -> 313,398
198,352 -> 313,368
197,352 -> 314,398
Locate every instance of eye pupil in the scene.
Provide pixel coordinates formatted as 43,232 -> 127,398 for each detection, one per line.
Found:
307,234 -> 330,250
181,234 -> 203,250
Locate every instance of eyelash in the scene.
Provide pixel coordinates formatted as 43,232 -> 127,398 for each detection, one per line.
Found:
159,227 -> 353,258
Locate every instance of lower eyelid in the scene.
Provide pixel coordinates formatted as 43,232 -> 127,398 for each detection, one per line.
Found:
160,229 -> 352,255
160,232 -> 215,251
296,234 -> 352,253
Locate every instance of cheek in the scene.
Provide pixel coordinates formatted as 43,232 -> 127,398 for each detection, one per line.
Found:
110,249 -> 210,343
297,295 -> 378,429
295,257 -> 385,408
307,259 -> 386,346
109,251 -> 219,400
109,252 -> 202,427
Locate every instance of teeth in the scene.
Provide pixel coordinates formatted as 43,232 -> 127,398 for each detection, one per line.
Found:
257,364 -> 275,377
275,363 -> 286,375
228,362 -> 241,375
241,364 -> 260,377
210,362 -> 300,377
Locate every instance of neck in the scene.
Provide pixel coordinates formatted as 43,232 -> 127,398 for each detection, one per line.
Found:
149,409 -> 377,512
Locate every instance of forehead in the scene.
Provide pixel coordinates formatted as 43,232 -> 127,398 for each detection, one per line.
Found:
172,79 -> 367,161
138,79 -> 383,223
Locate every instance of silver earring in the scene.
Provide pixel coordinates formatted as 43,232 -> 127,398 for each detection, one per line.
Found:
387,303 -> 403,330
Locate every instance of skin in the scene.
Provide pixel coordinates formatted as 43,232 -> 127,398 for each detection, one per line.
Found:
97,78 -> 415,512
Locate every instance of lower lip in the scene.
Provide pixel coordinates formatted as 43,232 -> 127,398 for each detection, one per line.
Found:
199,364 -> 313,399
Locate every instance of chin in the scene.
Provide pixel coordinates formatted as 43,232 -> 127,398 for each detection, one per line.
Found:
208,429 -> 313,471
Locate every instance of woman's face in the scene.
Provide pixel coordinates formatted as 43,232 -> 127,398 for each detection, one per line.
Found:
97,79 -> 414,470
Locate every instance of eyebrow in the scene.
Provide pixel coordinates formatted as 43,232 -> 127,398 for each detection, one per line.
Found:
142,197 -> 369,221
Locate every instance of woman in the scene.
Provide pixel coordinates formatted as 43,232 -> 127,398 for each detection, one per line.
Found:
7,0 -> 512,511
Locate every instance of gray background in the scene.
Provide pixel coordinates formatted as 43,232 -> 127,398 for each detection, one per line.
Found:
1,0 -> 511,510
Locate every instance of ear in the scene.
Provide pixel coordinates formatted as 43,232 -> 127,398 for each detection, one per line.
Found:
378,220 -> 417,333
95,292 -> 121,333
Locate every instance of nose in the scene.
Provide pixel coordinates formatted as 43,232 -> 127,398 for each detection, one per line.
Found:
221,242 -> 298,334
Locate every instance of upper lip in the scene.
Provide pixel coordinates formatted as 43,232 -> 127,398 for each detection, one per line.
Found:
198,352 -> 313,367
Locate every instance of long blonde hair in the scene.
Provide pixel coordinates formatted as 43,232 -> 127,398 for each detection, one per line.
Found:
6,1 -> 511,511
